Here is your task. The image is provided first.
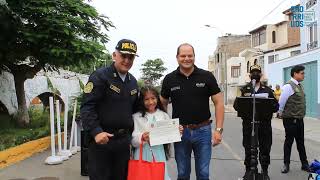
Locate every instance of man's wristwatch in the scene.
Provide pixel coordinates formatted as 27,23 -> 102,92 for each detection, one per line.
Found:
215,127 -> 223,134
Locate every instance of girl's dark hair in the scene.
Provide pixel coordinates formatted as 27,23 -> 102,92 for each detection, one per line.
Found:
137,86 -> 171,159
137,86 -> 165,117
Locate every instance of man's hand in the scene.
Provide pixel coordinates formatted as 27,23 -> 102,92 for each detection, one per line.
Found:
142,132 -> 150,142
95,132 -> 114,144
278,111 -> 283,119
212,131 -> 222,146
179,125 -> 184,135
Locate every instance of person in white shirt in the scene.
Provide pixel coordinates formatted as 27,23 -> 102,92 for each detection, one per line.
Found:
278,65 -> 310,173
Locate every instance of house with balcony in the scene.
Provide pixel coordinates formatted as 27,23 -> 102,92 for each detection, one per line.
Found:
208,34 -> 251,104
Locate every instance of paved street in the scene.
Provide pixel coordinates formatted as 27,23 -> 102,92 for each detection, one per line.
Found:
0,110 -> 319,180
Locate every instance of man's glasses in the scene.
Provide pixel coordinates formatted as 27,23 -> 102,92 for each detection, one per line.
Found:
120,53 -> 135,61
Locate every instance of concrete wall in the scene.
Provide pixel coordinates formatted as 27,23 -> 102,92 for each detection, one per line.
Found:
266,48 -> 320,102
0,70 -> 88,115
264,46 -> 301,74
0,72 -> 18,115
226,57 -> 247,104
267,23 -> 288,50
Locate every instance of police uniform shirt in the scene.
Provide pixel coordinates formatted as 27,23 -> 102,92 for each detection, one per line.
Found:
238,83 -> 278,120
161,66 -> 220,125
80,63 -> 138,138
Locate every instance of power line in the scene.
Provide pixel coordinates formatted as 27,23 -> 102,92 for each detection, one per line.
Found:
251,0 -> 289,29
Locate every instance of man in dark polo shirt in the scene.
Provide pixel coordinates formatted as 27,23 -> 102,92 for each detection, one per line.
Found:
160,43 -> 224,180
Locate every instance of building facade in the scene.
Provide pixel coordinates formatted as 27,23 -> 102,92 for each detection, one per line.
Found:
265,1 -> 319,118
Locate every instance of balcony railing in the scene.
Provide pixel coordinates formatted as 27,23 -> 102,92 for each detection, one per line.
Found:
306,0 -> 317,10
307,41 -> 318,50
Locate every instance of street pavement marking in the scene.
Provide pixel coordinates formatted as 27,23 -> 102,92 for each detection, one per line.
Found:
221,141 -> 244,166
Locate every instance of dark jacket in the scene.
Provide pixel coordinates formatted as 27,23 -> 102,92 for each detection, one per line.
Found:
80,63 -> 138,138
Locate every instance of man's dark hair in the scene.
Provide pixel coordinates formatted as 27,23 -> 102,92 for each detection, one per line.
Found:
176,43 -> 195,57
291,65 -> 305,77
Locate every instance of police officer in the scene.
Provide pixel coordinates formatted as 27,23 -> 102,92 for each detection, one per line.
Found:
234,64 -> 278,180
80,39 -> 139,180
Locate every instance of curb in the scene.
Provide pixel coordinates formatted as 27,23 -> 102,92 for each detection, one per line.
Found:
0,133 -> 64,169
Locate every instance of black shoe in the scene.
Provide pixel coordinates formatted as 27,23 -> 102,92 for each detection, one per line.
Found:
242,171 -> 250,180
262,171 -> 270,180
262,174 -> 270,180
301,164 -> 311,172
281,164 -> 290,173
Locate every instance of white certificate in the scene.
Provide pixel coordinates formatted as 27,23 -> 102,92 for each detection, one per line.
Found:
149,118 -> 181,146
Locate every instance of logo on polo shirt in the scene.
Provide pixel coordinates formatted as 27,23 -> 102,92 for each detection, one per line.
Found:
196,83 -> 205,88
171,86 -> 180,91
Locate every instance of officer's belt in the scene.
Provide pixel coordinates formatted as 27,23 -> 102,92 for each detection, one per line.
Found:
182,120 -> 212,130
104,128 -> 131,138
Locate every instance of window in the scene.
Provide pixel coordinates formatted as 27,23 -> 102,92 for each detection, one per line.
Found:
231,66 -> 241,78
290,50 -> 301,56
252,33 -> 259,47
252,30 -> 266,47
307,22 -> 318,50
268,55 -> 275,64
272,31 -> 276,43
254,59 -> 257,65
310,25 -> 314,42
259,56 -> 264,71
306,0 -> 317,9
268,54 -> 279,63
259,30 -> 266,44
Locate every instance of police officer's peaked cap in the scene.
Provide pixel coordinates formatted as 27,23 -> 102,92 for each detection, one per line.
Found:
115,39 -> 139,56
250,64 -> 261,73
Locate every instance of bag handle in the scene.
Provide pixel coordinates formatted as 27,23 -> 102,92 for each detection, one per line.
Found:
139,137 -> 156,162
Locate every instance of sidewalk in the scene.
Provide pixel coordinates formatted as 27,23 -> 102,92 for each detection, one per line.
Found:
224,104 -> 320,143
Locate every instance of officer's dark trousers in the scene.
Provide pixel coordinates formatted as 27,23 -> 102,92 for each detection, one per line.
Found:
282,118 -> 308,165
242,120 -> 272,170
88,136 -> 130,180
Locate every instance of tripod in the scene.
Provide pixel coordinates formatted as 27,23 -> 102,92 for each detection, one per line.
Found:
247,80 -> 263,180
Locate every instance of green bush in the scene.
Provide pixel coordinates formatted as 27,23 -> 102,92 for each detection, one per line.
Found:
0,108 -> 57,151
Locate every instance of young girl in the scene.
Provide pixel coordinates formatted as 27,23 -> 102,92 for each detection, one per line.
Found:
132,86 -> 182,180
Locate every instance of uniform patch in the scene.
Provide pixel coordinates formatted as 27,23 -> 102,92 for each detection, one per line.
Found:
244,93 -> 251,97
110,84 -> 121,94
171,86 -> 180,91
196,83 -> 205,87
84,82 -> 93,93
130,89 -> 137,95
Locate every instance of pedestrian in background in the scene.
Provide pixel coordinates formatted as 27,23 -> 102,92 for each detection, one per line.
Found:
279,65 -> 310,174
274,84 -> 282,118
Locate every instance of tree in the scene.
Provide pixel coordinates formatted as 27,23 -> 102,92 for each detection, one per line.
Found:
67,53 -> 113,74
140,58 -> 167,86
0,0 -> 114,126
